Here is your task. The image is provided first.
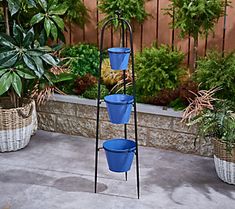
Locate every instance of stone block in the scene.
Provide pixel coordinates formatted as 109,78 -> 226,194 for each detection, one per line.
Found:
172,117 -> 197,134
194,137 -> 213,157
100,121 -> 124,140
37,101 -> 77,116
127,125 -> 149,146
56,116 -> 96,138
137,112 -> 172,130
37,113 -> 56,132
99,121 -> 148,146
77,105 -> 109,121
148,128 -> 197,154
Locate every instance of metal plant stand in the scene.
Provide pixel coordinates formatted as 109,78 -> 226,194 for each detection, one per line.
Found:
94,12 -> 140,199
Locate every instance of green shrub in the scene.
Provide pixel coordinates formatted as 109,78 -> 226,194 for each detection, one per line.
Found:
59,0 -> 88,26
61,44 -> 100,77
82,84 -> 109,99
195,51 -> 235,102
98,0 -> 148,27
135,45 -> 185,97
166,0 -> 225,38
165,0 -> 226,69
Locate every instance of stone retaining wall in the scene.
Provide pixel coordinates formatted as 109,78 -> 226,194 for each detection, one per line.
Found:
37,94 -> 213,156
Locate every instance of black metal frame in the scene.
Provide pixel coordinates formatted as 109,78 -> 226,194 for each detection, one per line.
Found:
94,12 -> 140,199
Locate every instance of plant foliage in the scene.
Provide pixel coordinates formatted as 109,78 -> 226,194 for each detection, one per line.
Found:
30,0 -> 68,42
0,0 -> 69,45
0,0 -> 37,16
82,84 -> 109,99
135,45 -> 185,97
183,89 -> 235,153
195,51 -> 235,102
74,73 -> 97,95
61,44 -> 100,77
166,0 -> 225,38
0,23 -> 59,97
98,0 -> 148,27
59,0 -> 88,26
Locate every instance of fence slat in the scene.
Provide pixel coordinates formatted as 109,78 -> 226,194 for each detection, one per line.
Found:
65,0 -> 235,65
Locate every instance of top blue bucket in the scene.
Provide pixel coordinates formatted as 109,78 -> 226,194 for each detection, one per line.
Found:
108,47 -> 131,70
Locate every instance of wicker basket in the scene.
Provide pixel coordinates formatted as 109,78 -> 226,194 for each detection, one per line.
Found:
0,98 -> 34,152
31,100 -> 38,135
213,139 -> 235,185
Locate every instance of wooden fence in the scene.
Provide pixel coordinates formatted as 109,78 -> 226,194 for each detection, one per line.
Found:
64,0 -> 235,67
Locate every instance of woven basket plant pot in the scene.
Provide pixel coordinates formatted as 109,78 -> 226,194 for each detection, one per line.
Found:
213,139 -> 235,185
31,100 -> 38,135
0,98 -> 34,152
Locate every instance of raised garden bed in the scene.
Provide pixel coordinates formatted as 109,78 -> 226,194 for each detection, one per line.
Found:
37,94 -> 213,156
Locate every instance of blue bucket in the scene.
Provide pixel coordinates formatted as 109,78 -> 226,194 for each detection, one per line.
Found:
103,139 -> 136,172
104,94 -> 134,124
108,47 -> 131,70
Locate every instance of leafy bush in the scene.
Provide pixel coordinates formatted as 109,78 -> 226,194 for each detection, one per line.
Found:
82,84 -> 109,99
166,0 -> 226,69
74,74 -> 97,95
61,44 -> 100,77
195,51 -> 235,102
143,79 -> 198,109
98,0 -> 148,27
166,0 -> 225,38
135,45 -> 185,97
59,0 -> 88,26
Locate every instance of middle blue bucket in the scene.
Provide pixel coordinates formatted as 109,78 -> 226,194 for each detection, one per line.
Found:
104,94 -> 134,124
108,47 -> 130,70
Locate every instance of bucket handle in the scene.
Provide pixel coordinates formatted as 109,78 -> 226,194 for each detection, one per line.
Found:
17,102 -> 33,119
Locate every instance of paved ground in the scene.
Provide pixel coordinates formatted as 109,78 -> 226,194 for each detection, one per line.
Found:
0,130 -> 235,209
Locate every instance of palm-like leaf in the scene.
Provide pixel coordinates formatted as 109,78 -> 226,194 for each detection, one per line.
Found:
0,23 -> 59,97
30,0 -> 68,41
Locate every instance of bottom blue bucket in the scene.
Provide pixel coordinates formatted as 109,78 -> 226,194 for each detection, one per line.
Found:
103,139 -> 136,172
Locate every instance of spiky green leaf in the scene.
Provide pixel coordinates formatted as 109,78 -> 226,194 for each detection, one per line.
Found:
12,72 -> 22,97
44,18 -> 51,37
49,4 -> 68,15
0,71 -> 12,95
50,20 -> 58,40
7,0 -> 20,15
30,13 -> 45,25
0,32 -> 16,48
23,27 -> 35,47
51,15 -> 64,30
41,54 -> 58,66
16,68 -> 35,79
0,53 -> 19,68
38,0 -> 47,11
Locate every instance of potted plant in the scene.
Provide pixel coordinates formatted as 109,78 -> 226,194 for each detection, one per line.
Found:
0,0 -> 61,152
182,87 -> 235,184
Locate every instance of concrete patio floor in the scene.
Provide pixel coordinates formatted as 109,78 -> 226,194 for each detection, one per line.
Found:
0,130 -> 235,209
